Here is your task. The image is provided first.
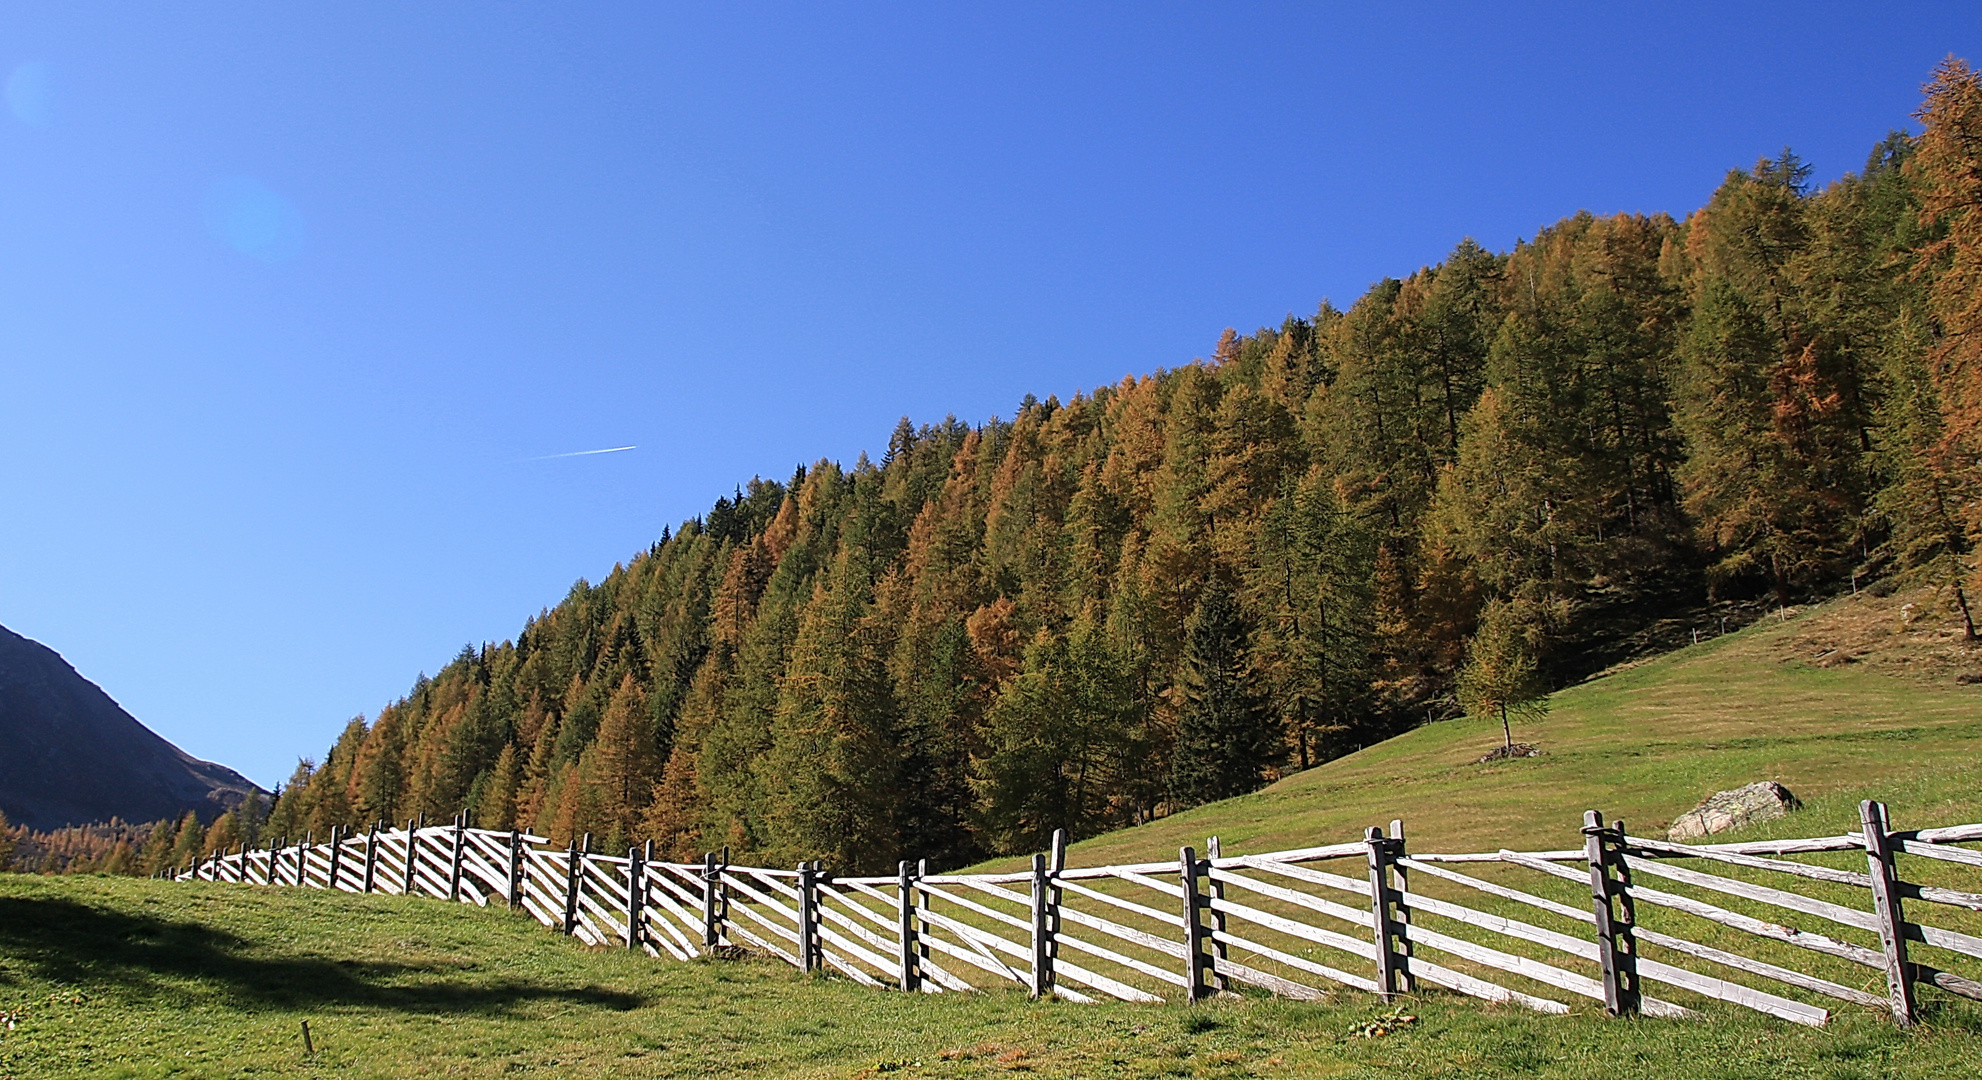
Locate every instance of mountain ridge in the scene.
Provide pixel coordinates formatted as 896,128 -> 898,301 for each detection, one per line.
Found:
0,622 -> 263,830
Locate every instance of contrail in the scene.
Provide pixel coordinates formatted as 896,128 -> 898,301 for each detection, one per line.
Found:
530,445 -> 637,460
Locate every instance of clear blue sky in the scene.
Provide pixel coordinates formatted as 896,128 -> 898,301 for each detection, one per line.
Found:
4,4 -> 1978,789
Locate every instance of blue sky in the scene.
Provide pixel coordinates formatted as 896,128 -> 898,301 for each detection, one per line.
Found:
4,4 -> 1978,788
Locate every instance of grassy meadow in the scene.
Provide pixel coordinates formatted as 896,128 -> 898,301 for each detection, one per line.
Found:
4,587 -> 1980,1078
2,873 -> 1980,1079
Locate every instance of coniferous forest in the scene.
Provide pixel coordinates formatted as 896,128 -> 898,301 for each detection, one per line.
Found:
244,61 -> 1982,874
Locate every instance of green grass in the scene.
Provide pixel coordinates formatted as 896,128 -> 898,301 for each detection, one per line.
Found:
1028,589 -> 1982,871
4,589 -> 1980,1077
3,874 -> 1980,1079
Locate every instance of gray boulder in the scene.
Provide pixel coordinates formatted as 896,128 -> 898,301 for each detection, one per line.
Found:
1667,782 -> 1801,841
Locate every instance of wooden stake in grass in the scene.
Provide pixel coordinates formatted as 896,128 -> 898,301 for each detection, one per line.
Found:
300,1019 -> 314,1057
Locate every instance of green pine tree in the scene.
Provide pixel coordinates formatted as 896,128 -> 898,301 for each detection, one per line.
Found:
1168,580 -> 1279,809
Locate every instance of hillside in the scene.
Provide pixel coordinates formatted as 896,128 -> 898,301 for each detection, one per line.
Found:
3,874 -> 1979,1079
1032,584 -> 1982,870
246,59 -> 1982,881
0,624 -> 262,830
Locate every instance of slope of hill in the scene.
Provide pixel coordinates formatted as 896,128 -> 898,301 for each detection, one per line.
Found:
1031,585 -> 1982,871
0,623 -> 262,830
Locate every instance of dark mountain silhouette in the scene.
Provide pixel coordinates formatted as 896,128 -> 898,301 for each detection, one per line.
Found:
0,623 -> 263,830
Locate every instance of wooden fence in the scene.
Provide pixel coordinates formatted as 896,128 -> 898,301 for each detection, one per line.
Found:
173,800 -> 1982,1027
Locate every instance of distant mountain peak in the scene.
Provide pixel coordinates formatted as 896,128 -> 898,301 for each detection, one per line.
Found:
0,623 -> 264,830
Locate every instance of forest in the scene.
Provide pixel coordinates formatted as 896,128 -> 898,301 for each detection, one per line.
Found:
83,60 -> 1982,878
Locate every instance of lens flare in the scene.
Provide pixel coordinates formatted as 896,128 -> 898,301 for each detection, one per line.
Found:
203,177 -> 307,262
6,63 -> 52,127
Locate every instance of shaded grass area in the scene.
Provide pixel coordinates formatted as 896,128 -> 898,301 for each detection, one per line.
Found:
1034,588 -> 1982,871
4,874 -> 1981,1079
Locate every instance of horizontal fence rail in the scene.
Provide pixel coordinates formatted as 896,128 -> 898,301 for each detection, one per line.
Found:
172,801 -> 1982,1026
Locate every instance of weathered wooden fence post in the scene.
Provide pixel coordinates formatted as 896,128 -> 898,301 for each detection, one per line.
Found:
447,813 -> 466,902
1390,819 -> 1414,992
507,829 -> 523,910
1180,845 -> 1208,1003
1206,836 -> 1229,992
402,816 -> 418,891
1027,830 -> 1067,997
797,861 -> 820,973
362,823 -> 379,893
1028,852 -> 1053,998
1365,826 -> 1405,999
897,859 -> 921,992
1048,829 -> 1066,989
916,858 -> 933,973
562,836 -> 583,935
1860,799 -> 1916,1026
625,845 -> 645,950
1583,810 -> 1640,1016
327,826 -> 345,891
300,833 -> 313,888
702,851 -> 722,949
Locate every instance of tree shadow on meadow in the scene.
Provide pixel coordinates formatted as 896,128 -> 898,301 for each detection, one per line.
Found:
0,895 -> 646,1016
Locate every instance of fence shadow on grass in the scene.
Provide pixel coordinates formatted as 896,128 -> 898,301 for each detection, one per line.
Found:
0,895 -> 646,1015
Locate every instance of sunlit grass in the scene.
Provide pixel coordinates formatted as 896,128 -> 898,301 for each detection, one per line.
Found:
1031,588 -> 1982,870
2,874 -> 1979,1079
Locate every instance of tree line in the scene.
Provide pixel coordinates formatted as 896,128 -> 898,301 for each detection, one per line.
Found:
47,60 -> 1980,880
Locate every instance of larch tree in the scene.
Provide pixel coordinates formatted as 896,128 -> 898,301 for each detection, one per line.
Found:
1456,598 -> 1550,753
584,673 -> 660,851
1912,55 -> 1982,626
166,811 -> 205,873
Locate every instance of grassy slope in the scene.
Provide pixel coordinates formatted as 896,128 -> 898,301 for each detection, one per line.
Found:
1035,586 -> 1982,871
3,874 -> 1979,1080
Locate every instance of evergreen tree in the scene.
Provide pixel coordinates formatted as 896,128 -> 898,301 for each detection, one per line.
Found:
1168,581 -> 1278,808
759,547 -> 905,871
475,742 -> 524,830
973,614 -> 1138,852
1254,468 -> 1378,766
1873,312 -> 1978,636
